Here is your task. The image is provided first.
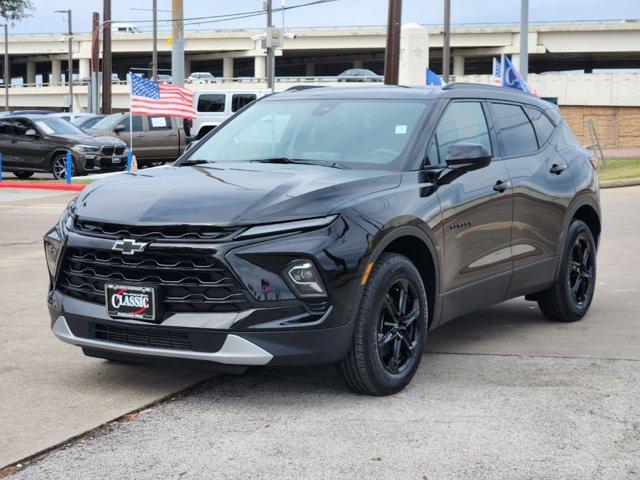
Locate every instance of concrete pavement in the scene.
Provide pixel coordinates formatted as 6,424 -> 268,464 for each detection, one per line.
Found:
1,186 -> 639,478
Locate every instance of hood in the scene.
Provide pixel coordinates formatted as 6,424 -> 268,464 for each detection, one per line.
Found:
49,133 -> 124,146
75,163 -> 401,226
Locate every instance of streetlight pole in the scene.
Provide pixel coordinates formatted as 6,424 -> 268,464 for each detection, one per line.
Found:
442,0 -> 451,83
520,0 -> 529,80
171,0 -> 184,86
2,24 -> 8,112
383,0 -> 402,85
265,0 -> 275,90
55,9 -> 73,112
152,0 -> 158,80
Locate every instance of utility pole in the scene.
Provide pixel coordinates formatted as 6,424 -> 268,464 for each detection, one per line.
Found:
171,0 -> 184,86
152,0 -> 158,80
102,0 -> 112,113
2,24 -> 8,111
55,9 -> 74,112
442,0 -> 451,83
383,0 -> 402,85
520,0 -> 529,79
265,0 -> 275,90
90,12 -> 100,113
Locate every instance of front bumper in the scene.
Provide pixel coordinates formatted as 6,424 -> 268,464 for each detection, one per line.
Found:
47,215 -> 370,370
78,152 -> 128,172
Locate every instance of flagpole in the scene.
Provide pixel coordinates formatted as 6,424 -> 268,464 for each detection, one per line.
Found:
128,72 -> 133,172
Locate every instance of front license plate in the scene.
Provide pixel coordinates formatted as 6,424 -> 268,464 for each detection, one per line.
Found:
105,284 -> 156,321
112,156 -> 121,164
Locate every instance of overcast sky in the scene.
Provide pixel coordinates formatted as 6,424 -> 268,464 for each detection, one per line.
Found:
7,0 -> 640,34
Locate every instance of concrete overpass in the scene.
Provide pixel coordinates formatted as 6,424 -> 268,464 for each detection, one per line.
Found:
2,20 -> 639,88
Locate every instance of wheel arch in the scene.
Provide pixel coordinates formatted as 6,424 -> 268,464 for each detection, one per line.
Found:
566,196 -> 601,248
364,226 -> 441,329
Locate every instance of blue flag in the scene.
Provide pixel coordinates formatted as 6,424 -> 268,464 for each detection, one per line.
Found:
426,68 -> 443,86
502,55 -> 529,92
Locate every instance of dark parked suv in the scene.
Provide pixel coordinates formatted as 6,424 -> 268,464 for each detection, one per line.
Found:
0,115 -> 127,179
45,85 -> 600,395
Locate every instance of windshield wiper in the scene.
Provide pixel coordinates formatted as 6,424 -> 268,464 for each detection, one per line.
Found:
250,157 -> 344,169
179,159 -> 215,166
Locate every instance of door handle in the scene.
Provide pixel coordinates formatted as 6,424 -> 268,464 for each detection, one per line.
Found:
549,163 -> 567,175
493,180 -> 511,193
10,139 -> 17,144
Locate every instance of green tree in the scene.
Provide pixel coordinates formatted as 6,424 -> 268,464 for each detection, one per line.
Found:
0,0 -> 33,23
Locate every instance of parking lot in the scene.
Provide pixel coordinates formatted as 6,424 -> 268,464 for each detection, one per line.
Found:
1,185 -> 639,479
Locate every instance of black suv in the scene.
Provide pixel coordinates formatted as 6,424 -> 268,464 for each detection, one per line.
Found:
45,85 -> 600,395
0,115 -> 127,179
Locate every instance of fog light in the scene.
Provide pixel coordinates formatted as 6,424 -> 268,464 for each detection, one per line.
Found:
283,260 -> 327,298
44,230 -> 62,277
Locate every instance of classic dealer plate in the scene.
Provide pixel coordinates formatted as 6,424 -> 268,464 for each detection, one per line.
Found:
105,284 -> 156,321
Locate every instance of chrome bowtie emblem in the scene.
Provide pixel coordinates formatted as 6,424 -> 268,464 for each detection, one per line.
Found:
112,238 -> 148,255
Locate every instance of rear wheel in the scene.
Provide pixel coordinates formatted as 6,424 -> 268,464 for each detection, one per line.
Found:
537,219 -> 597,322
13,171 -> 34,179
337,253 -> 428,395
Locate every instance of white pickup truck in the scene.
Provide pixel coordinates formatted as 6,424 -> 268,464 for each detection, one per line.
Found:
191,89 -> 272,139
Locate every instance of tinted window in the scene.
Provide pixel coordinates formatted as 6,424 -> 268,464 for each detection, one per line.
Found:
197,94 -> 225,112
231,94 -> 257,112
525,107 -> 555,146
11,119 -> 34,136
434,101 -> 491,162
0,119 -> 11,135
492,103 -> 538,156
117,116 -> 144,132
147,116 -> 172,130
80,117 -> 102,129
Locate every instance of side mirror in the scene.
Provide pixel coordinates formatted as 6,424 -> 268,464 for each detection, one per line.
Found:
114,124 -> 126,133
25,129 -> 38,137
445,142 -> 491,172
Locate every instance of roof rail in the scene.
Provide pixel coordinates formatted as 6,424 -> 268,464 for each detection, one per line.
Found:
442,82 -> 536,97
284,85 -> 327,92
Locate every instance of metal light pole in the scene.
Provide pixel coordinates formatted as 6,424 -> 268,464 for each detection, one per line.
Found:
442,0 -> 451,83
102,0 -> 112,114
383,0 -> 402,85
265,0 -> 275,90
2,24 -> 8,111
152,0 -> 158,80
55,10 -> 74,112
171,0 -> 184,86
520,0 -> 529,80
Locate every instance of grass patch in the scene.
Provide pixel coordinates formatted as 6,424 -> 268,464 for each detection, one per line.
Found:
599,157 -> 640,182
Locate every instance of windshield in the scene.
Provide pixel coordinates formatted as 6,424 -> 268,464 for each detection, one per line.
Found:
88,114 -> 123,131
187,98 -> 429,170
35,117 -> 85,135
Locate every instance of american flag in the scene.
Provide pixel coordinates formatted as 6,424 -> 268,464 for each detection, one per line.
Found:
130,75 -> 196,119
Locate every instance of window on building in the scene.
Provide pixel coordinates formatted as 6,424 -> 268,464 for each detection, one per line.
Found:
197,94 -> 225,113
491,103 -> 538,156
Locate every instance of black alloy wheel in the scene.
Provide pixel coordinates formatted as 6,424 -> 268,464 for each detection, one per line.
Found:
568,233 -> 594,307
377,279 -> 421,374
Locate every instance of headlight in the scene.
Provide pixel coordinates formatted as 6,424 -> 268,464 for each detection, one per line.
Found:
73,144 -> 100,153
44,199 -> 75,277
282,260 -> 327,298
236,215 -> 338,240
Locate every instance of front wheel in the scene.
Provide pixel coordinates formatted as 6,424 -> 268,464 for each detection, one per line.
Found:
337,253 -> 428,395
51,153 -> 75,180
537,219 -> 597,322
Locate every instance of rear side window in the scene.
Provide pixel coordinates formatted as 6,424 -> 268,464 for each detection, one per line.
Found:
147,116 -> 172,130
231,94 -> 257,112
491,103 -> 538,156
197,94 -> 225,113
433,101 -> 492,162
525,107 -> 555,146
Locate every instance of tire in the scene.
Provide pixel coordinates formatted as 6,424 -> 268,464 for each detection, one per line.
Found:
537,219 -> 597,322
51,153 -> 77,180
337,253 -> 428,396
13,171 -> 34,179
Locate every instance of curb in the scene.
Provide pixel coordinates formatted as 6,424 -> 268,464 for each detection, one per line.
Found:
599,178 -> 640,189
0,181 -> 85,192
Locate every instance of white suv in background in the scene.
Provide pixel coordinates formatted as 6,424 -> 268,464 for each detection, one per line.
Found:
191,89 -> 271,139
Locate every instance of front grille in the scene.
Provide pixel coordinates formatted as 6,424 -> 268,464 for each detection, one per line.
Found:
101,145 -> 115,156
95,323 -> 192,350
73,218 -> 237,242
57,247 -> 251,314
114,145 -> 125,155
